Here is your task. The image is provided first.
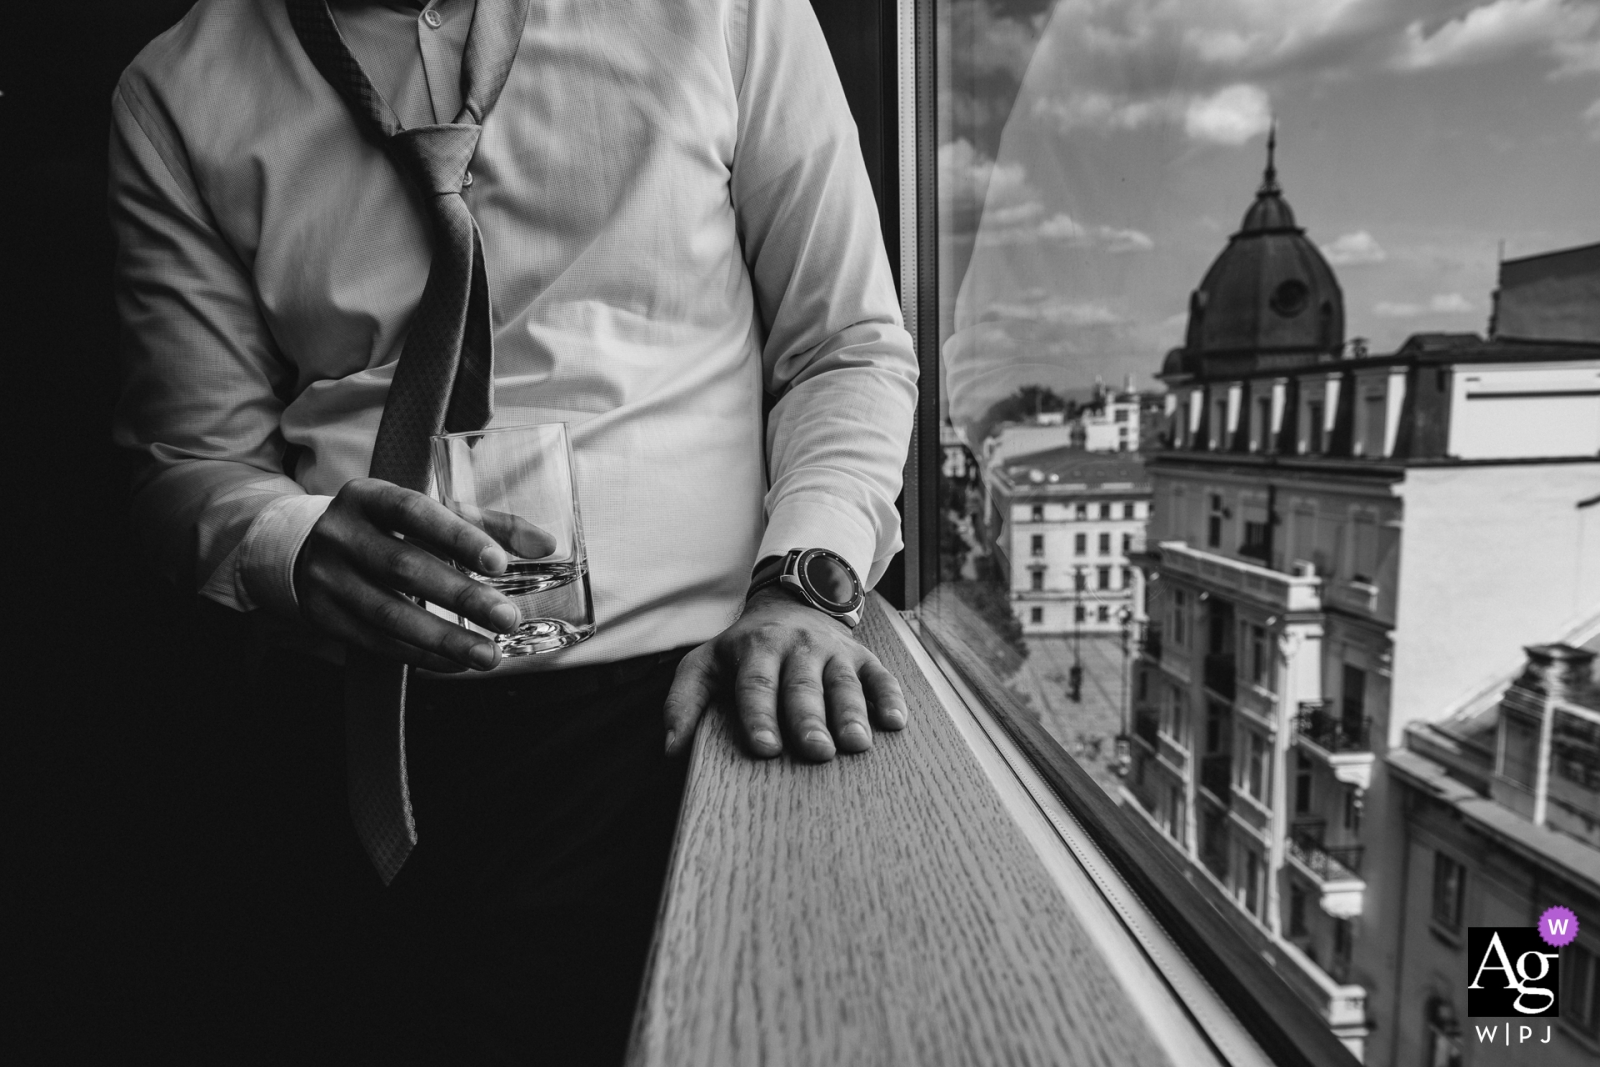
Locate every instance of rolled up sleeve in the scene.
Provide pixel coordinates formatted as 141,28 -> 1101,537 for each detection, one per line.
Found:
731,0 -> 918,591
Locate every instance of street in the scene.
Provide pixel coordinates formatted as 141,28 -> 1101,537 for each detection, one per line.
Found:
1007,635 -> 1133,797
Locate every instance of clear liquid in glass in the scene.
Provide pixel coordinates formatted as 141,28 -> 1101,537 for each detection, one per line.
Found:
463,558 -> 596,656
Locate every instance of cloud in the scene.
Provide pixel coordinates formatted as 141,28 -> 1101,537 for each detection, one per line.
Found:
939,138 -> 1029,212
1184,84 -> 1273,144
1587,97 -> 1600,137
1393,0 -> 1600,72
1320,230 -> 1389,266
978,208 -> 1155,251
980,292 -> 1125,328
1373,293 -> 1476,317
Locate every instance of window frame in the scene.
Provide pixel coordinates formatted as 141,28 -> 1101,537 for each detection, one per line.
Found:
892,3 -> 1361,1061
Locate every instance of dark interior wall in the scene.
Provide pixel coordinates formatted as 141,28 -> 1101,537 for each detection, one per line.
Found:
6,1 -> 897,1055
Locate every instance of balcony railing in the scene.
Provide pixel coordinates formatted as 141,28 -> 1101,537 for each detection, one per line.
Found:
1199,753 -> 1232,799
1153,540 -> 1321,613
1295,703 -> 1372,754
1203,653 -> 1236,700
1133,706 -> 1160,748
1287,824 -> 1364,882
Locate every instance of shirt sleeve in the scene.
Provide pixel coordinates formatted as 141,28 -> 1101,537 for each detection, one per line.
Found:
730,0 -> 919,592
109,82 -> 330,617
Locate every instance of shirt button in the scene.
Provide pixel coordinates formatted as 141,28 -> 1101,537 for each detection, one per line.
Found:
422,8 -> 443,28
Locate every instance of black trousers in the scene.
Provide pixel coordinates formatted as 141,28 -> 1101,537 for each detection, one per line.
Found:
225,648 -> 691,1066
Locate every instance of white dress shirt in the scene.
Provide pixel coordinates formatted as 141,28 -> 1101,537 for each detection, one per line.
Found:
109,0 -> 917,671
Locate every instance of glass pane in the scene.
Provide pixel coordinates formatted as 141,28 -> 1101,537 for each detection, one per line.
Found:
923,1 -> 1600,1062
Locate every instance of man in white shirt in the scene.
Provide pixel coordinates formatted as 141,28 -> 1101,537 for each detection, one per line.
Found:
111,0 -> 915,1059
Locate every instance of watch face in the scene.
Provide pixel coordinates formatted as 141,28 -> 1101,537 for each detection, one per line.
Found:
799,549 -> 861,611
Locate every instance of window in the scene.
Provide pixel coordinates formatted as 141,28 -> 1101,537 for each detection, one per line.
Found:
1431,852 -> 1465,932
1342,789 -> 1362,835
1114,409 -> 1128,423
1074,605 -> 1086,623
1123,503 -> 1135,519
1246,624 -> 1271,689
1240,520 -> 1269,561
1254,396 -> 1272,452
1096,565 -> 1111,590
1307,401 -> 1325,454
1341,664 -> 1366,733
1097,605 -> 1110,623
1075,504 -> 1087,520
1288,884 -> 1308,939
1565,941 -> 1600,1037
1243,731 -> 1269,803
1499,716 -> 1540,788
1242,848 -> 1262,917
1351,512 -> 1379,586
1331,919 -> 1353,984
1030,534 -> 1044,556
1213,399 -> 1229,450
1294,753 -> 1313,815
1030,606 -> 1044,625
1121,532 -> 1132,555
1074,532 -> 1086,556
1207,494 -> 1224,548
1030,570 -> 1044,592
1031,505 -> 1044,522
1171,590 -> 1189,647
1121,566 -> 1131,589
1097,532 -> 1110,555
1099,503 -> 1112,520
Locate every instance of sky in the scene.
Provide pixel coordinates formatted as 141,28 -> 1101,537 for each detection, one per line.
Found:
938,0 -> 1600,426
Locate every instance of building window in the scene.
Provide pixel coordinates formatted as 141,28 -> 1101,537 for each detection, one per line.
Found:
1074,533 -> 1087,556
1099,503 -> 1112,519
1075,504 -> 1088,520
1240,520 -> 1269,561
1171,590 -> 1189,647
1097,605 -> 1110,623
1243,730 -> 1269,803
1331,918 -> 1353,984
1122,565 -> 1132,589
1564,941 -> 1600,1037
1242,848 -> 1262,917
1288,884 -> 1308,938
1122,532 -> 1132,555
1097,565 -> 1111,590
1342,788 -> 1362,835
1098,532 -> 1111,555
1341,664 -> 1366,734
1075,605 -> 1086,623
1208,494 -> 1224,548
1307,401 -> 1325,454
1246,624 -> 1271,688
1498,716 -> 1540,788
1030,570 -> 1044,592
1254,396 -> 1271,452
1031,504 -> 1044,522
1213,399 -> 1228,450
1030,534 -> 1044,556
1124,503 -> 1136,519
1114,409 -> 1128,423
1431,852 -> 1466,932
1030,606 -> 1044,625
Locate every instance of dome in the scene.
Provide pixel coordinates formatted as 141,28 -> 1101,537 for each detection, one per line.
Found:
1183,131 -> 1344,361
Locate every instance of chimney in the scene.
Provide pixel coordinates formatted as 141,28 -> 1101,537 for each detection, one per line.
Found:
1518,643 -> 1596,705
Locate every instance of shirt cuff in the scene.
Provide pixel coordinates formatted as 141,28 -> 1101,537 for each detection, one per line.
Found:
237,494 -> 334,617
757,496 -> 883,594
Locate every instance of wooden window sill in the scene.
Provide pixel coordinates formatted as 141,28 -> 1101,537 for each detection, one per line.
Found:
627,595 -> 1291,1066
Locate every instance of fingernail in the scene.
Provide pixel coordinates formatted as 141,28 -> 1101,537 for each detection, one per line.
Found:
804,728 -> 832,748
468,643 -> 497,670
840,722 -> 869,744
883,708 -> 906,729
752,728 -> 779,750
490,603 -> 520,631
665,728 -> 678,753
478,544 -> 508,574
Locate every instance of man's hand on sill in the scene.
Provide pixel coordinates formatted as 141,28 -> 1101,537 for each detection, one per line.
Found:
663,588 -> 908,762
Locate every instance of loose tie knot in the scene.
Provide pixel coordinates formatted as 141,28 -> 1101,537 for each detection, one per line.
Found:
390,124 -> 483,195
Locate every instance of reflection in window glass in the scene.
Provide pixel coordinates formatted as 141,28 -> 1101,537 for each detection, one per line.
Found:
923,1 -> 1599,1059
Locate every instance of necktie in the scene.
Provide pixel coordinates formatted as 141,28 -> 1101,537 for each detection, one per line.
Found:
287,0 -> 531,883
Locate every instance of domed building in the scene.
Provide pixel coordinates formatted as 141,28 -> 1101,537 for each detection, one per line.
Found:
1163,130 -> 1344,382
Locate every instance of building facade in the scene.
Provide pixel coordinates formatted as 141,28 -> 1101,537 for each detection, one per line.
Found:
985,449 -> 1150,636
1122,145 -> 1600,1061
1385,629 -> 1600,1066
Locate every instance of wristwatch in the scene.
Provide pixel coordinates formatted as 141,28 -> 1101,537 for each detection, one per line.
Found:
747,548 -> 864,628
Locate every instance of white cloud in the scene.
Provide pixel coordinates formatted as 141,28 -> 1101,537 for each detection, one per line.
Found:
1393,0 -> 1600,72
980,294 -> 1124,328
1555,35 -> 1600,75
1184,84 -> 1273,144
978,208 -> 1155,251
1320,230 -> 1388,266
1586,97 -> 1600,137
1373,293 -> 1475,317
939,137 -> 1028,211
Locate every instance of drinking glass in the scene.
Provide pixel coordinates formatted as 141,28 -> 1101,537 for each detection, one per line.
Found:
430,422 -> 596,656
